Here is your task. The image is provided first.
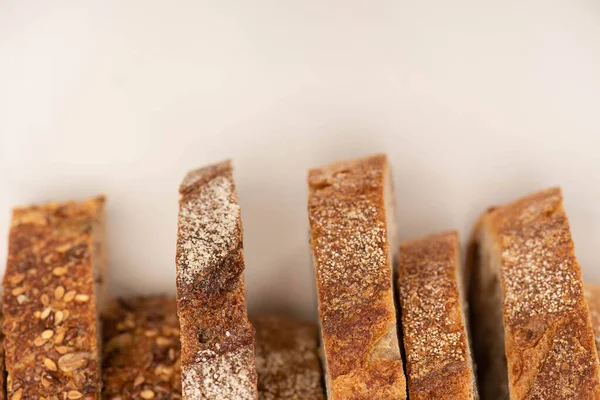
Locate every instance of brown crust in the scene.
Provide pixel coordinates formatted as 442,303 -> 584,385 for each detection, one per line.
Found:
476,188 -> 600,399
251,315 -> 325,400
176,160 -> 257,400
584,283 -> 600,360
398,231 -> 477,399
0,311 -> 5,400
102,296 -> 181,400
2,197 -> 105,400
307,154 -> 406,399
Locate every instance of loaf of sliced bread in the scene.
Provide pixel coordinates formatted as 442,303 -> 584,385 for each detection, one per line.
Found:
308,154 -> 406,400
398,231 -> 477,399
102,296 -> 181,400
251,314 -> 325,400
176,160 -> 257,400
2,197 -> 107,399
468,188 -> 600,399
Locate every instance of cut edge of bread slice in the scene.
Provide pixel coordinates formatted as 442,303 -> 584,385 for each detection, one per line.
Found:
398,231 -> 478,399
468,188 -> 600,399
308,153 -> 406,400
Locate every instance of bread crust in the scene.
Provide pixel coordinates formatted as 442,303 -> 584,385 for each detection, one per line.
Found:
251,314 -> 325,400
102,296 -> 181,400
308,154 -> 406,400
176,160 -> 257,400
585,283 -> 600,360
472,188 -> 600,399
2,197 -> 105,400
398,231 -> 477,399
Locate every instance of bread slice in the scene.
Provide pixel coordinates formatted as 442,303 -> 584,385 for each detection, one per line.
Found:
584,283 -> 600,359
2,197 -> 107,399
467,188 -> 600,399
398,231 -> 477,399
102,296 -> 181,399
176,160 -> 257,400
308,154 -> 406,400
251,314 -> 325,400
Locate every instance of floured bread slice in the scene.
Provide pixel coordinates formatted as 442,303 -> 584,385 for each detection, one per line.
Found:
252,314 -> 325,400
176,160 -> 257,400
2,197 -> 107,399
102,296 -> 181,399
308,154 -> 406,400
584,283 -> 600,358
398,231 -> 478,399
468,188 -> 600,399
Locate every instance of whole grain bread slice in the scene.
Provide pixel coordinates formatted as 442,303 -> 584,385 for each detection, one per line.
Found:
398,231 -> 478,400
102,296 -> 181,400
2,197 -> 107,399
251,314 -> 325,400
467,188 -> 600,399
176,160 -> 257,400
308,154 -> 406,400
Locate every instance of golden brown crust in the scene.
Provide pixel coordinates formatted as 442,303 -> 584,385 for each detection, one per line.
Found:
0,311 -> 5,400
476,188 -> 600,399
102,296 -> 181,400
308,154 -> 406,400
176,160 -> 257,400
585,283 -> 600,358
251,315 -> 325,400
398,231 -> 477,400
2,197 -> 105,400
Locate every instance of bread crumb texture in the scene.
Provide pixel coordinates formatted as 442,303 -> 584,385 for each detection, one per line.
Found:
484,188 -> 600,399
308,154 -> 406,399
2,197 -> 105,399
176,160 -> 257,400
252,315 -> 325,400
399,231 -> 476,399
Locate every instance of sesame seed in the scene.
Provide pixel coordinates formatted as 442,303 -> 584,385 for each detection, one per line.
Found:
140,390 -> 155,399
43,358 -> 57,371
41,330 -> 54,339
63,291 -> 76,302
74,294 -> 89,303
52,267 -> 68,276
54,286 -> 65,300
67,391 -> 83,399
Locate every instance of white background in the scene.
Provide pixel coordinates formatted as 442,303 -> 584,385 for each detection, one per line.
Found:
1,1 -> 599,320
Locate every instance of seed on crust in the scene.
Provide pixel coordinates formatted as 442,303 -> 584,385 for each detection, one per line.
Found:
54,286 -> 65,300
44,358 -> 58,371
52,267 -> 68,277
74,294 -> 89,303
63,291 -> 76,302
58,352 -> 89,372
140,390 -> 155,399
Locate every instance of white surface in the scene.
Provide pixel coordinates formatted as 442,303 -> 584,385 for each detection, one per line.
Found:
1,1 -> 599,320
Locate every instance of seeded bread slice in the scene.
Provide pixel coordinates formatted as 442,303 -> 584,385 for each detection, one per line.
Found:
308,154 -> 406,400
102,296 -> 181,400
2,197 -> 107,400
176,160 -> 257,400
467,188 -> 600,399
398,231 -> 478,399
251,315 -> 325,400
584,283 -> 600,359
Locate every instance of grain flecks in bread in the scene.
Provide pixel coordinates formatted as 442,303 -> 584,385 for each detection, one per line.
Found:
102,296 -> 182,400
176,160 -> 257,400
398,231 -> 478,400
2,197 -> 106,399
252,314 -> 325,400
308,154 -> 406,400
468,188 -> 600,399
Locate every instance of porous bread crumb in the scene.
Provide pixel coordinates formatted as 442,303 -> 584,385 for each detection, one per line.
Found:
252,315 -> 325,400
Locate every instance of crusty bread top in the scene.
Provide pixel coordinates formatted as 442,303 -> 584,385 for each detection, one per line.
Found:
176,160 -> 257,400
308,154 -> 406,399
252,314 -> 325,400
584,283 -> 600,359
398,231 -> 476,400
102,296 -> 181,400
478,188 -> 600,399
3,197 -> 105,400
